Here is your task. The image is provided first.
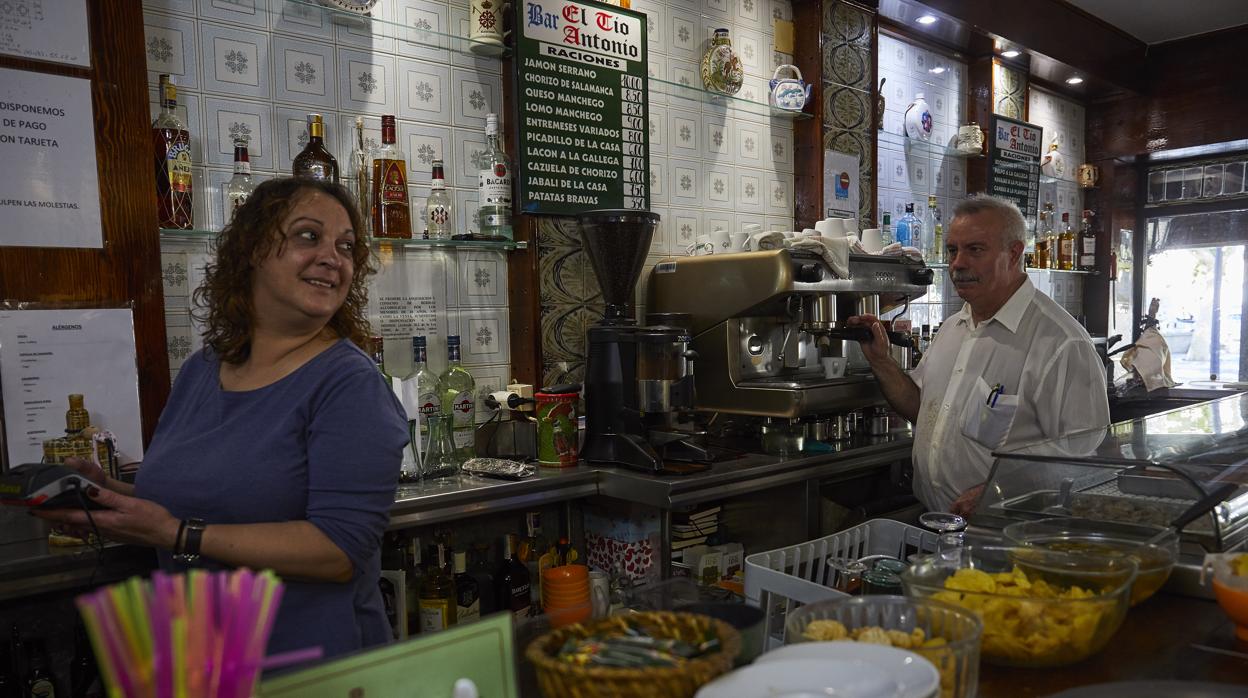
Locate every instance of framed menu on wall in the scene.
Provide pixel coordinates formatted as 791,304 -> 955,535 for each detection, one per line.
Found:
514,0 -> 649,215
0,0 -> 91,67
987,114 -> 1042,218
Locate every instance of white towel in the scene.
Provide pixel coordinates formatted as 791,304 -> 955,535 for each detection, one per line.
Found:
1119,327 -> 1176,392
754,231 -> 788,250
789,235 -> 850,279
877,242 -> 925,263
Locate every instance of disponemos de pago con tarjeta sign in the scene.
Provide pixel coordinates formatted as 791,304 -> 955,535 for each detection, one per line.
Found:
514,0 -> 650,216
987,114 -> 1042,219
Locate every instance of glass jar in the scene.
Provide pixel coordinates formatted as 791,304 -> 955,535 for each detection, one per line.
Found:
422,414 -> 460,479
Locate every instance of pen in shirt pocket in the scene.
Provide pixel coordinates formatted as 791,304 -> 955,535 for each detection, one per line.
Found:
987,383 -> 1004,407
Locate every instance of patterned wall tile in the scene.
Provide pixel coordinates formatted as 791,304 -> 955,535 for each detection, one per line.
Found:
272,36 -> 335,108
268,0 -> 335,40
339,49 -> 397,115
144,12 -> 199,89
200,23 -> 270,99
198,0 -> 267,29
397,58 -> 452,124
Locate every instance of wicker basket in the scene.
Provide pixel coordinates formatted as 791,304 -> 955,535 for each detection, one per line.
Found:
525,611 -> 741,698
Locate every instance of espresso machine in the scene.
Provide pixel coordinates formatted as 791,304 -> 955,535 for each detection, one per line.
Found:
646,248 -> 932,418
578,210 -> 710,474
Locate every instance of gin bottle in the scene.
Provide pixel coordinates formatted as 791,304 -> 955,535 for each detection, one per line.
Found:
895,203 -> 922,248
477,114 -> 513,240
225,136 -> 255,222
437,335 -> 476,462
426,159 -> 453,240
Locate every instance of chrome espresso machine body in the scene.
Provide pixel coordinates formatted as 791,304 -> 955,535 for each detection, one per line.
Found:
646,249 -> 933,419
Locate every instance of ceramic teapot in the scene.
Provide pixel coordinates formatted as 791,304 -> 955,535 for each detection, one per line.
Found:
769,64 -> 811,112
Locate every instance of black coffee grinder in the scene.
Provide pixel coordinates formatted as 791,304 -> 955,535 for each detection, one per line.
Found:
578,210 -> 709,474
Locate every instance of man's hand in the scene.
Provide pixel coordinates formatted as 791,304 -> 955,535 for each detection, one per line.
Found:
846,314 -> 891,365
950,483 -> 985,517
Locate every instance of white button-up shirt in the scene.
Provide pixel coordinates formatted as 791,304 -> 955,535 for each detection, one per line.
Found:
909,277 -> 1109,511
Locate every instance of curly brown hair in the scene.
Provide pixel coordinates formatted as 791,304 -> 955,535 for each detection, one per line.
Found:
192,178 -> 377,364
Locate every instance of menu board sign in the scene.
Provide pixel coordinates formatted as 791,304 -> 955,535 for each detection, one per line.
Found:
987,114 -> 1042,218
515,0 -> 649,215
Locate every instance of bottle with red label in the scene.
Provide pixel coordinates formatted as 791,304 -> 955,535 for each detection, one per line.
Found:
371,114 -> 412,238
437,335 -> 476,463
153,74 -> 193,230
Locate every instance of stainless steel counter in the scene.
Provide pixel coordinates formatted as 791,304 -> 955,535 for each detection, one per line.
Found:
389,464 -> 600,528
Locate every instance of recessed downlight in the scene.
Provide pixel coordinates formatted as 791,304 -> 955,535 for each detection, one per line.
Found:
1001,49 -> 1021,58
1066,76 -> 1084,85
929,66 -> 946,74
916,14 -> 937,25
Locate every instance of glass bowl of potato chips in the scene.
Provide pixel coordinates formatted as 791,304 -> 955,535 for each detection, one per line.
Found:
1002,517 -> 1178,606
902,546 -> 1137,668
784,595 -> 982,698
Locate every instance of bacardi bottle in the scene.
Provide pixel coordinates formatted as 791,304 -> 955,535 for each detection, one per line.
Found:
437,335 -> 476,463
225,137 -> 255,222
153,74 -> 193,229
426,159 -> 453,240
371,114 -> 412,239
293,113 -> 339,183
477,114 -> 513,240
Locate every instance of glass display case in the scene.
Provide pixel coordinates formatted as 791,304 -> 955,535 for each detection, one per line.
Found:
970,393 -> 1248,565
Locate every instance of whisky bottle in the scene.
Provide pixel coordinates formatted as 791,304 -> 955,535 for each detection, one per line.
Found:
477,114 -> 513,240
402,336 -> 440,456
371,115 -> 412,239
293,113 -> 339,183
1058,212 -> 1075,270
453,550 -> 481,624
437,336 -> 476,462
1037,201 -> 1054,269
225,137 -> 255,222
153,74 -> 193,230
1078,209 -> 1097,271
351,116 -> 372,234
426,159 -> 453,240
495,534 -> 532,621
419,543 -> 457,632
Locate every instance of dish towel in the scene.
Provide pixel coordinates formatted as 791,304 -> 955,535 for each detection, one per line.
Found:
754,231 -> 788,250
1119,327 -> 1176,392
789,235 -> 850,279
877,242 -> 925,263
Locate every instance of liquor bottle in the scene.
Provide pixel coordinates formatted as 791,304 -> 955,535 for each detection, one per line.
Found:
152,74 -> 193,230
437,336 -> 476,462
379,532 -> 407,640
426,159 -> 453,241
404,535 -> 423,636
1036,202 -> 1053,269
453,550 -> 481,624
1078,209 -> 1097,271
23,639 -> 53,698
519,512 -> 546,607
293,113 -> 339,183
65,394 -> 89,435
932,207 -> 944,264
402,336 -> 440,461
371,115 -> 412,239
495,534 -> 532,621
225,137 -> 255,222
1058,212 -> 1075,270
895,203 -> 921,249
924,195 -> 938,261
419,543 -> 457,632
477,114 -> 513,241
470,542 -> 498,614
880,212 -> 893,246
351,116 -> 372,234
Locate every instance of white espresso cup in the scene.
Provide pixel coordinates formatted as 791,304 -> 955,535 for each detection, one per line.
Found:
687,234 -> 715,256
860,228 -> 884,253
709,228 -> 732,252
730,231 -> 751,252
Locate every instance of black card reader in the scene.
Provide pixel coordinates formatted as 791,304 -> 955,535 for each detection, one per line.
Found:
0,463 -> 107,510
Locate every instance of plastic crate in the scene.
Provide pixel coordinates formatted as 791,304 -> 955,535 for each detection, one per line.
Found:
743,519 -> 939,649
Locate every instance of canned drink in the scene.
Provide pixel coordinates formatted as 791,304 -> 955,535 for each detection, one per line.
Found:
535,390 -> 579,466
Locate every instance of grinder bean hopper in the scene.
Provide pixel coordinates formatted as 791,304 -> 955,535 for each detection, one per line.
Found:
577,210 -> 710,474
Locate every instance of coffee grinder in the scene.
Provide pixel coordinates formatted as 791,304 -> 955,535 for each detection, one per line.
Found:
578,210 -> 709,474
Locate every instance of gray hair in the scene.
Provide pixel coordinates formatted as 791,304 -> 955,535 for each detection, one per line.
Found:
951,195 -> 1027,247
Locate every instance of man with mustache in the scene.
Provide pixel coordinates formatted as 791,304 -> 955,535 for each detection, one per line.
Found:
849,195 -> 1108,515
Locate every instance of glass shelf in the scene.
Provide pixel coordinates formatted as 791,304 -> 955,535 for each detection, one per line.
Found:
159,229 -> 526,251
878,130 -> 982,160
282,0 -> 509,59
928,262 -> 1097,275
649,77 -> 814,121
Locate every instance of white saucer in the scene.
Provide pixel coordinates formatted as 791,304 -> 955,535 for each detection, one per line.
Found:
754,643 -> 940,698
694,657 -> 905,698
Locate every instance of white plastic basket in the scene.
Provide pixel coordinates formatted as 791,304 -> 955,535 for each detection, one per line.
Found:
744,518 -> 939,649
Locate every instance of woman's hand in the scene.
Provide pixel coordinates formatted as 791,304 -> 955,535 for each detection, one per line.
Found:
61,456 -> 107,487
33,487 -> 180,551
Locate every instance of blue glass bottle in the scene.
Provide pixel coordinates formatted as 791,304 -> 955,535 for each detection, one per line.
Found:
895,203 -> 922,249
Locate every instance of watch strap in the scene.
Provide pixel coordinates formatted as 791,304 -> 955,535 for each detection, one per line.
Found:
174,518 -> 206,562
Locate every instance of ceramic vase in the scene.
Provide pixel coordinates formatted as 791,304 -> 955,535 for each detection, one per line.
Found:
701,28 -> 743,96
904,92 -> 933,142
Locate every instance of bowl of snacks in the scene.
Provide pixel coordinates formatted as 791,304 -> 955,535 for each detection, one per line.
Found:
526,611 -> 740,698
784,595 -> 982,698
1204,552 -> 1248,641
1003,517 -> 1178,606
901,546 -> 1137,668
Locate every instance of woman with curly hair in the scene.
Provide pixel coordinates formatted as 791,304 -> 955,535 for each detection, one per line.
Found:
39,178 -> 409,659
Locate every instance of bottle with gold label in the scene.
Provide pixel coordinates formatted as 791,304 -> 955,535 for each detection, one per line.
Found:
371,115 -> 412,239
418,542 -> 456,632
152,74 -> 193,230
1058,212 -> 1075,270
65,394 -> 89,434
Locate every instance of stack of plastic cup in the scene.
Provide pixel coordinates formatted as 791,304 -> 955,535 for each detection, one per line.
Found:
542,564 -> 592,627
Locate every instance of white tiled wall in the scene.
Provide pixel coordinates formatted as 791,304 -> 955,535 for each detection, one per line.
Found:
1027,85 -> 1085,226
876,32 -> 968,327
634,0 -> 797,299
147,0 -> 511,416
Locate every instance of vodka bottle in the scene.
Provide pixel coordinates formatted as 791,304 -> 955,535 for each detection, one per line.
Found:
426,159 -> 453,240
437,335 -> 476,463
477,114 -> 513,240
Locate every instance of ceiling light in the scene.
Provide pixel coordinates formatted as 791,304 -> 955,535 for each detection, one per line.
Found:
1001,49 -> 1021,58
929,66 -> 946,74
1065,76 -> 1084,85
916,14 -> 937,25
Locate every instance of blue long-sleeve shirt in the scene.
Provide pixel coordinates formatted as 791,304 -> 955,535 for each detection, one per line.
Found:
134,339 -> 408,658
